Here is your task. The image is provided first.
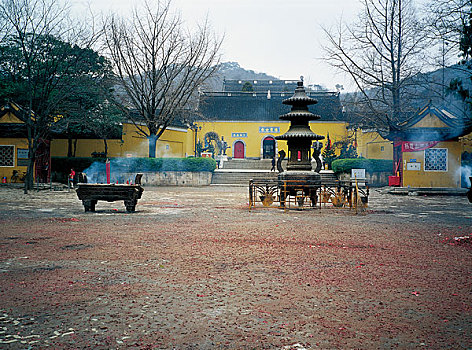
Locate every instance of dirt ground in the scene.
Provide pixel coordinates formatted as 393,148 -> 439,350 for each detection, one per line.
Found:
0,185 -> 471,349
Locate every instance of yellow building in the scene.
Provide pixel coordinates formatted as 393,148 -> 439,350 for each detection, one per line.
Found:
385,103 -> 472,188
50,123 -> 192,159
355,129 -> 393,160
196,90 -> 349,159
0,103 -> 30,182
0,102 -> 194,182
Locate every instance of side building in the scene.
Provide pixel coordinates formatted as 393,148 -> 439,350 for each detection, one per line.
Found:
0,102 -> 195,182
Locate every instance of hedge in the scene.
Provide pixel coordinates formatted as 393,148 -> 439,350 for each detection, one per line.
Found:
331,158 -> 393,174
51,157 -> 217,182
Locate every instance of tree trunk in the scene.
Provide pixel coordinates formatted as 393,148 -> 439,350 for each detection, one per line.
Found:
24,124 -> 35,193
67,137 -> 73,157
148,134 -> 157,158
103,139 -> 108,157
73,139 -> 78,157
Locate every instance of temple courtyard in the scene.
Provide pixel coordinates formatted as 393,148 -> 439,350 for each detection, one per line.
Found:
0,185 -> 471,349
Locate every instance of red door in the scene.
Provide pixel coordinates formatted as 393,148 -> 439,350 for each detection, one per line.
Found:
234,141 -> 245,159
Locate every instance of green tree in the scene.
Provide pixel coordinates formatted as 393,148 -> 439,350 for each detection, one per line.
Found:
449,2 -> 472,108
322,134 -> 336,169
0,0 -> 103,192
241,81 -> 254,92
336,137 -> 358,159
54,54 -> 121,157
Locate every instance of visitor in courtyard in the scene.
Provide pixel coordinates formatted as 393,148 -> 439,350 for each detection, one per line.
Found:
69,168 -> 75,189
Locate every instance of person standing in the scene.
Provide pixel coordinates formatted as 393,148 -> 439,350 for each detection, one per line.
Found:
271,156 -> 276,172
69,168 -> 75,189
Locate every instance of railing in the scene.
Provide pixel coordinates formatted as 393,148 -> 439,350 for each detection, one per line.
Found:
249,178 -> 369,212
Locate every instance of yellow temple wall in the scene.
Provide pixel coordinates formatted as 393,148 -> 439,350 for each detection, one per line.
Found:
402,141 -> 462,188
195,120 -> 349,158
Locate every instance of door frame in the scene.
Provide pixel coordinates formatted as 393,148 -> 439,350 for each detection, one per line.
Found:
232,140 -> 246,159
260,135 -> 277,159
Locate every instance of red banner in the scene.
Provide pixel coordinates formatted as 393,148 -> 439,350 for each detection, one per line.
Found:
401,141 -> 439,152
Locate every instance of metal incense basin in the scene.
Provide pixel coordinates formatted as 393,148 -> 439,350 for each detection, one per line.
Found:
76,174 -> 144,212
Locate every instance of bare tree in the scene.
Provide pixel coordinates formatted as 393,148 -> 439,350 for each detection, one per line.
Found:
104,0 -> 222,158
322,0 -> 430,130
0,0 -> 102,192
427,0 -> 472,108
428,0 -> 470,47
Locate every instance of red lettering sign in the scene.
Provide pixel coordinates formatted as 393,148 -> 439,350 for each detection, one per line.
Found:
401,141 -> 439,152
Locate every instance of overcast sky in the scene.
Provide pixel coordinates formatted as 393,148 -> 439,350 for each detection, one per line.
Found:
73,0 -> 413,91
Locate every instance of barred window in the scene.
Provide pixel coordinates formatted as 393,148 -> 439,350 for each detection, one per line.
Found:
0,145 -> 14,167
424,148 -> 447,171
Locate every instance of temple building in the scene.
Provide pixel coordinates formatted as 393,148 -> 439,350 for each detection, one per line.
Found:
3,78 -> 472,190
195,79 -> 348,159
385,103 -> 472,188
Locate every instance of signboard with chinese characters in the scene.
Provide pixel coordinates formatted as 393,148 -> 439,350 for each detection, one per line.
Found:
231,132 -> 247,138
17,148 -> 28,166
402,141 -> 439,152
17,148 -> 28,159
259,126 -> 280,134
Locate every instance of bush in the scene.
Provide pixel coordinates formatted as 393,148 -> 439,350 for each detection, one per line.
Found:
331,158 -> 393,174
51,157 -> 217,182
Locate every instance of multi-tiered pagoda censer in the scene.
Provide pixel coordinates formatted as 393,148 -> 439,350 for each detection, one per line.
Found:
276,80 -> 325,207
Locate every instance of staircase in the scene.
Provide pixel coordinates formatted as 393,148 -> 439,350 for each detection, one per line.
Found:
211,159 -> 338,185
221,159 -> 277,170
319,170 -> 339,185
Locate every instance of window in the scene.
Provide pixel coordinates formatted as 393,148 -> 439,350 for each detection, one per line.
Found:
380,146 -> 384,151
0,145 -> 14,167
424,148 -> 447,171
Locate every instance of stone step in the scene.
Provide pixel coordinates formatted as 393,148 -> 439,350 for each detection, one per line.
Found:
212,171 -> 278,184
211,170 -> 338,185
221,159 -> 280,170
221,159 -> 327,170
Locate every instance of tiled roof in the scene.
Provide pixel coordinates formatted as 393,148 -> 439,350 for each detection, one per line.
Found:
198,91 -> 345,122
385,102 -> 472,141
223,79 -> 299,93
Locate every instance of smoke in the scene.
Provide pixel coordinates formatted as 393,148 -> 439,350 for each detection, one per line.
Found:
82,158 -> 137,184
82,156 -> 195,184
459,165 -> 472,188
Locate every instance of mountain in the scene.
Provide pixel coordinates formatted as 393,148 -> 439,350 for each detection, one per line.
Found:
340,64 -> 472,126
205,62 -> 278,91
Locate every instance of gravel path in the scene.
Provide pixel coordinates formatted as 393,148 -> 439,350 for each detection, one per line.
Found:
0,186 -> 471,349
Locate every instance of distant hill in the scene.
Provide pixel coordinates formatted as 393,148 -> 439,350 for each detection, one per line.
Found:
340,64 -> 472,125
205,62 -> 278,91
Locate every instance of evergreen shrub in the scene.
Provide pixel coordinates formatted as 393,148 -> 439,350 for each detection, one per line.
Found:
51,157 -> 217,182
331,158 -> 393,174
